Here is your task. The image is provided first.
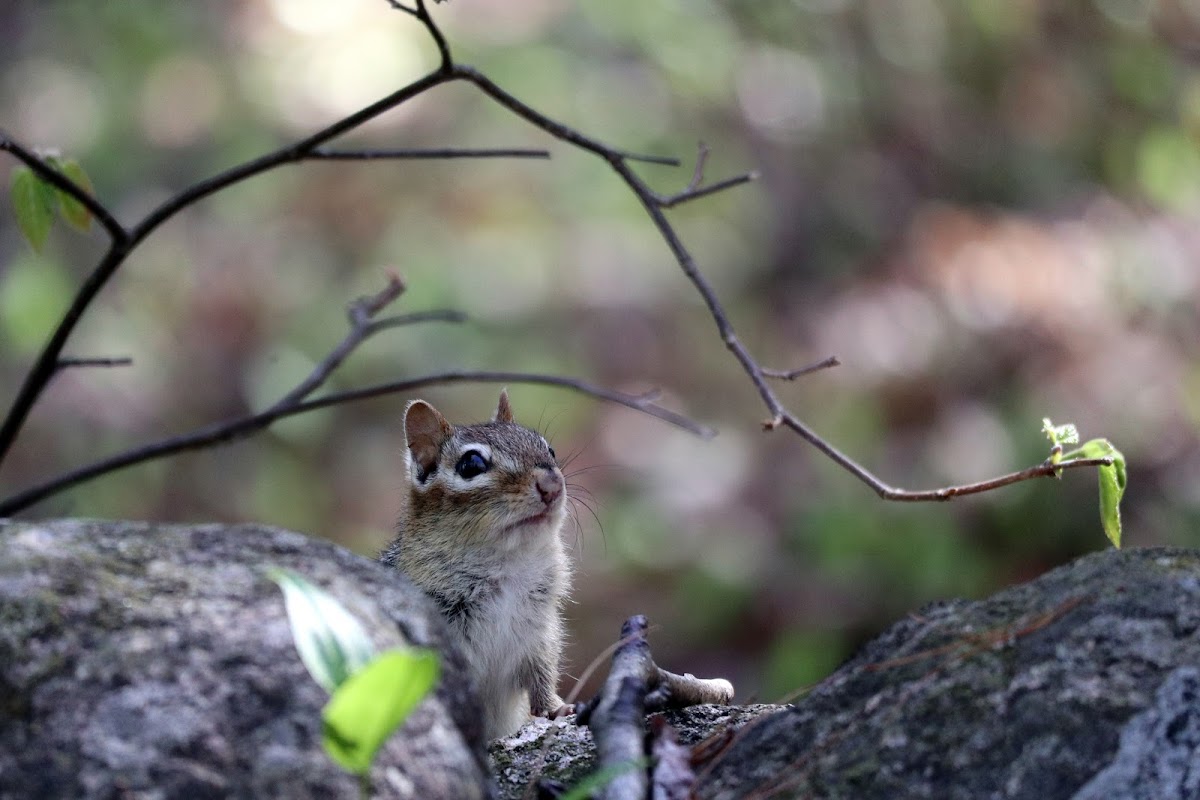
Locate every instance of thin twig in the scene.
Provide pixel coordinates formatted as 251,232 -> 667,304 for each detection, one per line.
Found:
449,66 -> 687,170
876,457 -> 1115,501
271,276 -> 412,409
306,147 -> 550,160
367,310 -> 467,333
762,356 -> 841,381
687,143 -> 710,192
520,627 -> 655,800
413,0 -> 452,73
656,171 -> 759,209
652,143 -> 760,208
55,357 -> 134,370
383,0 -> 419,16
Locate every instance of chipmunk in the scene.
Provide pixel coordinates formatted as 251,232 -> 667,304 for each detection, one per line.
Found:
380,390 -> 570,740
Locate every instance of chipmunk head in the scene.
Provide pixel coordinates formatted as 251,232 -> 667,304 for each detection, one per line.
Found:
402,390 -> 566,546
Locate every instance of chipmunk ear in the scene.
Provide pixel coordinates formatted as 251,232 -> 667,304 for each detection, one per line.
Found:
404,400 -> 452,483
493,388 -> 514,424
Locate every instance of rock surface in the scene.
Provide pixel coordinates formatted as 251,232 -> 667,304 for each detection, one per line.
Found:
5,520 -> 1198,800
1072,666 -> 1200,800
694,546 -> 1200,799
488,704 -> 777,798
0,519 -> 489,800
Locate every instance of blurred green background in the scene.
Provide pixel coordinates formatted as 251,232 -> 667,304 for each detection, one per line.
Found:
3,0 -> 1199,703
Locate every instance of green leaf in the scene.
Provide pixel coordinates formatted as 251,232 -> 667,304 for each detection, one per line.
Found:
55,159 -> 95,232
9,166 -> 56,252
322,648 -> 440,774
1041,418 -> 1079,447
266,567 -> 376,693
1062,438 -> 1127,549
558,759 -> 650,800
1098,458 -> 1125,549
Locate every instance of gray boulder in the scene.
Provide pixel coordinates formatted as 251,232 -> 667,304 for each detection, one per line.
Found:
695,546 -> 1200,799
0,519 -> 489,800
5,519 -> 1199,800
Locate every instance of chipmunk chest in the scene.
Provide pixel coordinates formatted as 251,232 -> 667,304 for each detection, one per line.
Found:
459,564 -> 553,663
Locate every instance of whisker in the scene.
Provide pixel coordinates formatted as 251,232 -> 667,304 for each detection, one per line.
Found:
541,407 -> 567,445
566,481 -> 604,507
559,430 -> 602,470
568,495 -> 605,547
567,485 -> 603,506
564,463 -> 625,479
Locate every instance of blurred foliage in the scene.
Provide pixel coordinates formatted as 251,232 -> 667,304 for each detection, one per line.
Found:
2,0 -> 1199,701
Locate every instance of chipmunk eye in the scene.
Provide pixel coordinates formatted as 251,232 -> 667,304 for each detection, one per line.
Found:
548,446 -> 556,461
455,450 -> 489,480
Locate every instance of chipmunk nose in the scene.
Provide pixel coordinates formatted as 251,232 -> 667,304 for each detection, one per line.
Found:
535,467 -> 563,506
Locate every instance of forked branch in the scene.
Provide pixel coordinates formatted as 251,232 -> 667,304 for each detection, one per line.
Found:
0,0 -> 1117,514
574,615 -> 734,800
0,272 -> 706,516
393,3 -> 1113,504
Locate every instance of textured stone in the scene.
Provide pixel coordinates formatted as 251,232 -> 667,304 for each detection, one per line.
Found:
695,547 -> 1200,800
1072,666 -> 1200,800
0,519 -> 489,800
6,520 -> 1199,800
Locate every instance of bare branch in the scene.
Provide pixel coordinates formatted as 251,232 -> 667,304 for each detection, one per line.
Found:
450,67 -> 677,167
687,142 -> 710,193
306,146 -> 550,161
1,0 -> 1117,517
0,66 -> 458,467
271,276 -> 412,409
650,142 -> 760,208
267,275 -> 460,412
762,356 -> 841,381
0,0 -> 718,511
55,356 -> 134,371
874,456 -> 1116,502
442,53 -> 1112,509
0,370 -> 708,516
578,615 -> 653,800
648,668 -> 735,711
383,0 -> 419,15
575,615 -> 734,800
413,0 -> 452,73
611,151 -> 682,167
350,272 -> 407,322
366,310 -> 467,333
656,170 -> 760,209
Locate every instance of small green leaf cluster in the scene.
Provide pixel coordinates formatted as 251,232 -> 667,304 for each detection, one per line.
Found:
267,568 -> 440,776
1042,419 -> 1127,549
9,157 -> 95,252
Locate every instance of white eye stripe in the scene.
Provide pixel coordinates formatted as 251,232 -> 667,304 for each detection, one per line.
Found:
457,443 -> 492,463
444,470 -> 497,492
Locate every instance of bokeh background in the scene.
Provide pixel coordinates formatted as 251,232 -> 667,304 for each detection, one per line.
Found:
3,0 -> 1199,702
